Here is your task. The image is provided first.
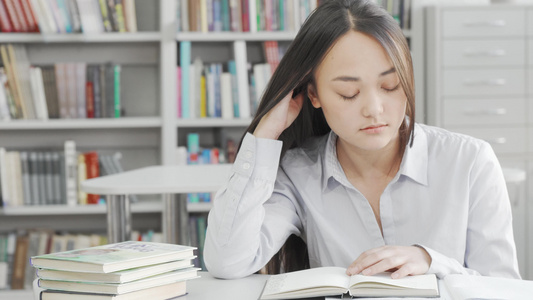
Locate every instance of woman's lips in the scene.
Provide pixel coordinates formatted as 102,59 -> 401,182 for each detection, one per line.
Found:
361,124 -> 387,134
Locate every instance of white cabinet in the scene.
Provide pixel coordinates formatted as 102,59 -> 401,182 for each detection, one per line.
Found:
426,5 -> 531,279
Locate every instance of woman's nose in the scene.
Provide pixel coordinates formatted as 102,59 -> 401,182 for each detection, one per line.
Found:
360,90 -> 384,118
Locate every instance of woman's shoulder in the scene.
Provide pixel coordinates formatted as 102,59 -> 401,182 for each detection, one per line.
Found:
416,123 -> 492,155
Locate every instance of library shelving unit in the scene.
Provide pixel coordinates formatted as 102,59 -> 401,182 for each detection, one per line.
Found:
0,0 -> 426,296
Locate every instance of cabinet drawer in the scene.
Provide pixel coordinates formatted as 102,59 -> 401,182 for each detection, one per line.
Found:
442,69 -> 525,97
443,98 -> 526,127
442,39 -> 525,67
448,127 -> 527,154
442,9 -> 525,38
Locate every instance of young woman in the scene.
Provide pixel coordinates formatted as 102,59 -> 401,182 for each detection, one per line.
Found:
204,0 -> 520,280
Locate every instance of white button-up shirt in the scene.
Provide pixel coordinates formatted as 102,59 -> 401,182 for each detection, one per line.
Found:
204,123 -> 520,279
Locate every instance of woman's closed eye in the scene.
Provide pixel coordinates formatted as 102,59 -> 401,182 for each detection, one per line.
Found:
340,92 -> 359,101
382,83 -> 400,93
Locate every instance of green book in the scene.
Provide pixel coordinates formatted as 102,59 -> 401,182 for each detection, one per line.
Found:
31,241 -> 196,273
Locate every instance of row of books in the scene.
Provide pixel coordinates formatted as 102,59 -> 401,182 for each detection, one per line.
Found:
0,44 -> 122,120
0,0 -> 138,34
177,0 -> 324,33
0,229 -> 108,290
178,40 -> 285,119
176,0 -> 412,33
0,140 -> 128,207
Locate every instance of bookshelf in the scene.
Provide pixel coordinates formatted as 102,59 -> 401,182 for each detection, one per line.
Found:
0,0 -> 426,295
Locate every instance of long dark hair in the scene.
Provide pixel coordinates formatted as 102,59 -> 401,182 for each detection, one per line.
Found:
241,0 -> 415,274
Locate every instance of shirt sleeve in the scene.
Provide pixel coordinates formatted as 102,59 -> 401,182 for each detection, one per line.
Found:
203,133 -> 303,279
421,142 -> 521,279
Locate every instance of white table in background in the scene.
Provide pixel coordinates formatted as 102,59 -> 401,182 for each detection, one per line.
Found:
81,164 -> 232,244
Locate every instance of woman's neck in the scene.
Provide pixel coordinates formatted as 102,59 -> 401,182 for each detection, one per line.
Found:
336,136 -> 402,181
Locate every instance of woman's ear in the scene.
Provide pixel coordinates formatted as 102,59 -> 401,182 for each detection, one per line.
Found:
307,83 -> 321,109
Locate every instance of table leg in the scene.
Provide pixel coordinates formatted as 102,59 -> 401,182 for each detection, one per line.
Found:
163,194 -> 189,245
106,194 -> 131,243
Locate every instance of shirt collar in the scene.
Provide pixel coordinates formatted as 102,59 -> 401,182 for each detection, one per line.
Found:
322,123 -> 428,191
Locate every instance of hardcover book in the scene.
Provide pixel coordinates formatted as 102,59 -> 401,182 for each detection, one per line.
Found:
39,280 -> 187,300
31,241 -> 196,273
36,257 -> 195,283
38,267 -> 199,294
259,267 -> 439,299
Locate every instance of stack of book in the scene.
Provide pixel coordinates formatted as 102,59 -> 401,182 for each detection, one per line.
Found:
30,241 -> 199,300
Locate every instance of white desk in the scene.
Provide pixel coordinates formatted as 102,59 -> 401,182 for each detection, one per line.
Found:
81,164 -> 232,244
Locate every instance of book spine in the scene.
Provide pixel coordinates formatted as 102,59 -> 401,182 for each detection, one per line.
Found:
9,0 -> 29,32
97,0 -> 112,32
105,0 -> 118,31
176,66 -> 181,118
77,154 -> 87,204
86,67 -> 95,118
34,67 -> 49,120
44,152 -> 54,205
84,151 -> 99,204
214,63 -> 222,117
179,41 -> 191,118
19,151 -> 31,206
3,0 -> 22,32
65,63 -> 77,118
113,64 -> 120,118
123,0 -> 136,32
11,235 -> 28,290
56,0 -> 72,33
64,140 -> 77,206
233,41 -> 250,118
0,0 -> 13,32
99,64 -> 106,118
66,0 -> 82,32
54,63 -> 68,119
37,152 -> 47,205
114,0 -> 125,32
28,151 -> 39,205
20,0 -> 39,32
76,63 -> 87,118
92,64 -> 101,118
220,72 -> 233,119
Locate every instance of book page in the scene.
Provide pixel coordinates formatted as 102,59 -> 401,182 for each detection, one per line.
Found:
444,274 -> 533,300
262,267 -> 350,297
349,272 -> 438,290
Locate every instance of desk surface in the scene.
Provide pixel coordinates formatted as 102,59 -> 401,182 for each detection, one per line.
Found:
184,271 -> 453,300
81,164 -> 232,194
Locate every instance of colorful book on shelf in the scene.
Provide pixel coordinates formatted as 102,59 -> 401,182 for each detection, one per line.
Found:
259,267 -> 439,299
38,267 -> 199,294
39,280 -> 187,300
36,257 -> 195,283
0,0 -> 13,32
179,41 -> 191,118
31,241 -> 196,273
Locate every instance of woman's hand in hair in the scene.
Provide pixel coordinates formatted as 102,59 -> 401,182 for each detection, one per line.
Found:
345,245 -> 432,279
253,91 -> 305,140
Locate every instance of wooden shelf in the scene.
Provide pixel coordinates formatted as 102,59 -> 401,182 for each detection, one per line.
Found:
0,117 -> 162,130
0,32 -> 162,43
176,118 -> 252,128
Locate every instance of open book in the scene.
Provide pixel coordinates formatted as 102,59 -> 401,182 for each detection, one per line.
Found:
259,267 -> 439,299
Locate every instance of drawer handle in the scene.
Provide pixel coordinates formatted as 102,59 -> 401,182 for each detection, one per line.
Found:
485,137 -> 507,145
463,49 -> 506,57
463,20 -> 506,27
463,78 -> 506,86
463,108 -> 507,116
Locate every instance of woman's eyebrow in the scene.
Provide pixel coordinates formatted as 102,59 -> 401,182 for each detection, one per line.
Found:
331,67 -> 396,82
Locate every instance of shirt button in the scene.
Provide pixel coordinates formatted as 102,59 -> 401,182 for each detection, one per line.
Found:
245,151 -> 253,159
242,162 -> 250,170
